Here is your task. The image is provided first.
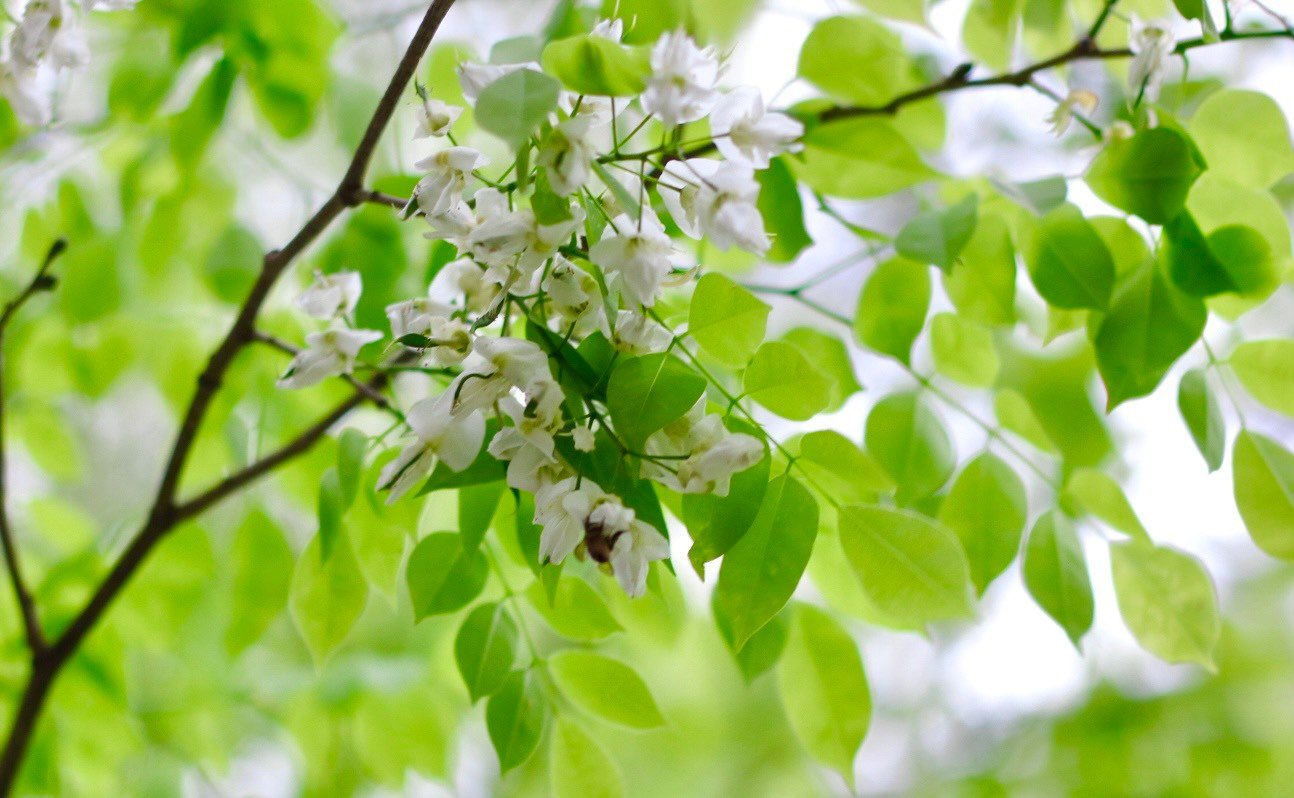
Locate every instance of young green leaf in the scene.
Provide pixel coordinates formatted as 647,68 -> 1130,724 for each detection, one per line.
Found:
713,474 -> 819,650
798,15 -> 919,105
1177,369 -> 1225,472
683,444 -> 771,573
336,427 -> 367,507
688,273 -> 771,366
406,533 -> 489,620
938,452 -> 1028,595
454,602 -> 519,703
226,511 -> 293,657
777,604 -> 871,785
791,118 -> 935,199
838,505 -> 976,629
1025,204 -> 1115,311
743,341 -> 832,420
1110,541 -> 1220,669
930,312 -> 999,387
1233,430 -> 1294,561
525,578 -> 623,640
458,481 -> 504,552
1093,259 -> 1206,409
732,611 -> 789,683
1060,469 -> 1149,542
895,194 -> 978,270
864,392 -> 955,502
548,650 -> 665,728
540,34 -> 650,96
606,354 -> 707,450
473,68 -> 561,145
1229,340 -> 1294,418
549,718 -> 625,798
1163,213 -> 1275,297
317,467 -> 345,560
757,157 -> 813,262
781,327 -> 862,411
1085,128 -> 1204,223
795,429 -> 894,504
1189,88 -> 1294,189
487,670 -> 547,772
289,534 -> 367,665
1022,511 -> 1093,646
944,213 -> 1016,326
854,257 -> 931,364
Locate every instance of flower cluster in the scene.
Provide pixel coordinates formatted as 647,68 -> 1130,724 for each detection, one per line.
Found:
0,0 -> 137,126
277,25 -> 799,597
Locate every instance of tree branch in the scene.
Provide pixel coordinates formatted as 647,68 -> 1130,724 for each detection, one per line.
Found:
0,240 -> 66,657
0,1 -> 459,792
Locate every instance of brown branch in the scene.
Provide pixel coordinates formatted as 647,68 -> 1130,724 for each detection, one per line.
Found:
0,240 -> 66,657
0,1 -> 459,792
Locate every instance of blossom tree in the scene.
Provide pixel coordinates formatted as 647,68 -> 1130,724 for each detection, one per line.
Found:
1,0 -> 1293,793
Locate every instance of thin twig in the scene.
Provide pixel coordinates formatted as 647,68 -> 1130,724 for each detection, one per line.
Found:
0,239 -> 66,656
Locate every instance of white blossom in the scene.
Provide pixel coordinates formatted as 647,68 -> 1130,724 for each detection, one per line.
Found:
541,255 -> 609,337
641,30 -> 719,127
1045,89 -> 1099,136
276,327 -> 382,390
0,62 -> 50,126
537,117 -> 594,196
613,309 -> 672,354
609,519 -> 669,597
295,271 -> 362,320
534,477 -> 602,564
449,336 -> 551,417
710,87 -> 803,168
9,0 -> 87,70
1128,17 -> 1176,103
377,391 -> 486,502
591,211 -> 674,307
590,18 -> 624,41
429,256 -> 497,313
414,147 -> 486,216
695,162 -> 769,254
385,295 -> 453,339
414,95 -> 462,138
571,424 -> 596,452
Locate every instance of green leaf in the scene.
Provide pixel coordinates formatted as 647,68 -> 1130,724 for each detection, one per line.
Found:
1025,204 -> 1115,311
204,224 -> 260,303
317,468 -> 345,561
944,213 -> 1016,326
550,718 -> 625,798
938,453 -> 1028,595
606,353 -> 707,450
688,273 -> 771,366
683,444 -> 770,573
487,671 -> 547,772
743,341 -> 833,420
525,578 -> 623,640
1163,213 -> 1275,297
792,118 -> 935,199
757,157 -> 813,262
238,0 -> 340,138
548,650 -> 665,728
930,313 -> 999,387
853,257 -> 931,364
458,481 -> 504,552
864,392 -> 955,502
1177,369 -> 1225,472
1085,128 -> 1204,223
454,602 -> 518,702
798,16 -> 919,105
895,195 -> 979,270
171,56 -> 237,170
713,474 -> 819,650
962,0 -> 1022,70
1230,340 -> 1294,418
795,429 -> 894,504
1110,541 -> 1220,669
838,505 -> 975,629
289,534 -> 367,665
540,34 -> 650,96
732,611 -> 788,683
406,533 -> 489,620
1022,511 -> 1093,646
1233,431 -> 1294,561
225,511 -> 293,657
781,328 -> 862,411
1093,259 -> 1207,409
1061,469 -> 1150,542
778,604 -> 871,784
336,428 -> 367,507
474,68 -> 561,145
1189,89 -> 1294,189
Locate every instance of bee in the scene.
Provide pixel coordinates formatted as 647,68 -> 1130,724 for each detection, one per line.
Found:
583,518 -> 624,564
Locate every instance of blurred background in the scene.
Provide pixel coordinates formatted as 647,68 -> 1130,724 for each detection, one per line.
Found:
2,0 -> 1294,795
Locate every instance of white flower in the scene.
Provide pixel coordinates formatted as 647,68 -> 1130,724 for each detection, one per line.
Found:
696,162 -> 769,254
571,424 -> 596,452
537,117 -> 594,196
429,256 -> 497,313
591,212 -> 674,307
458,60 -> 539,103
1045,89 -> 1099,136
542,255 -> 609,336
448,336 -> 551,417
487,381 -> 565,492
673,432 -> 763,495
88,0 -> 140,9
377,391 -> 486,502
534,477 -> 603,564
10,0 -> 87,70
1128,17 -> 1176,103
295,271 -> 362,320
0,62 -> 50,126
414,147 -> 486,216
385,295 -> 452,340
641,30 -> 719,127
710,87 -> 803,168
590,18 -> 624,41
465,195 -> 534,269
414,95 -> 462,138
609,520 -> 669,598
658,158 -> 716,239
613,310 -> 672,354
276,327 -> 382,390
